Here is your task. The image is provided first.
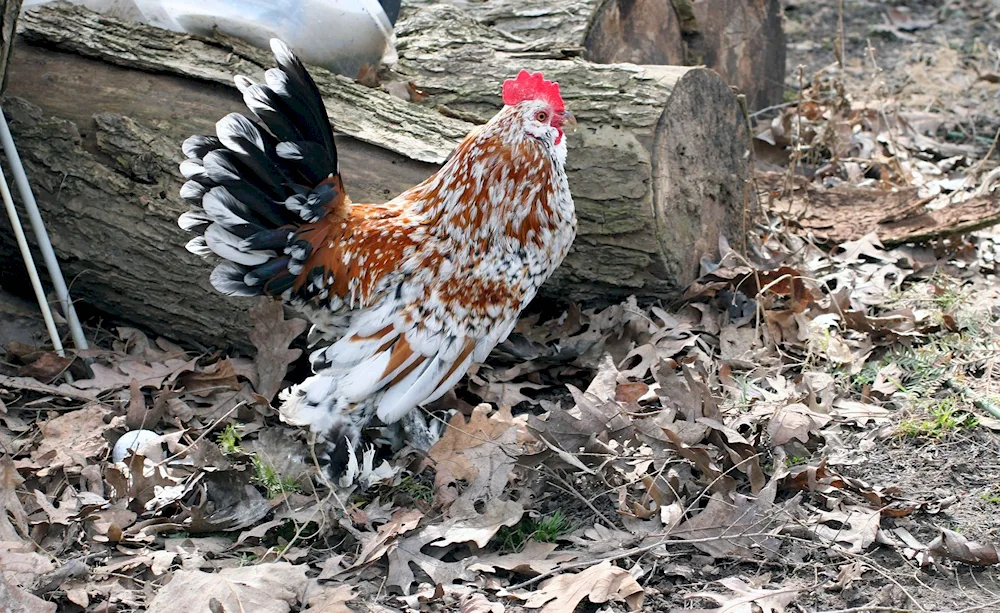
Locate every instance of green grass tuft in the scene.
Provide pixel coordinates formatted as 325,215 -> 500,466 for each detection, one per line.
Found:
898,397 -> 978,438
495,510 -> 574,553
217,423 -> 244,455
251,456 -> 301,498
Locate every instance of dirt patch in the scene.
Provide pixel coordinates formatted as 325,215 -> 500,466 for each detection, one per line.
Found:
783,0 -> 1000,156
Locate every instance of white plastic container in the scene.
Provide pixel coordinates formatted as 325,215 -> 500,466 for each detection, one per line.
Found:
152,0 -> 396,78
23,0 -> 397,78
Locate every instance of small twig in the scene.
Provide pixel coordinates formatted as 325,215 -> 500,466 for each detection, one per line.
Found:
0,375 -> 98,404
736,91 -> 757,256
972,125 -> 1000,172
944,378 -> 1000,420
372,573 -> 389,612
784,65 -> 807,208
774,533 -> 928,612
835,0 -> 846,69
276,487 -> 342,561
864,39 -> 908,185
966,126 -> 1000,191
106,571 -> 154,587
749,101 -> 797,119
541,466 -> 617,531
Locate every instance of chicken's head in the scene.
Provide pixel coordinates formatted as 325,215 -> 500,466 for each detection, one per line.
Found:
502,70 -> 576,149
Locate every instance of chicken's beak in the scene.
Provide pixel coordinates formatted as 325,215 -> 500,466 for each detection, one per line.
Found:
560,111 -> 578,133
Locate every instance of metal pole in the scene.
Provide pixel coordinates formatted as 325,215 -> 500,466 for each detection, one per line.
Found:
0,108 -> 88,351
0,162 -> 65,358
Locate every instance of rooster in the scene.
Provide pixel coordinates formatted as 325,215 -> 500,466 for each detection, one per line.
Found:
178,40 -> 577,479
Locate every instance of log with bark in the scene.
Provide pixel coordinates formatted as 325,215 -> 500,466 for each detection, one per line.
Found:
0,0 -> 20,92
401,0 -> 786,110
0,3 -> 755,350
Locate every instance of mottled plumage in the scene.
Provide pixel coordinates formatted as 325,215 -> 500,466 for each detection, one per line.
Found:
179,40 -> 576,478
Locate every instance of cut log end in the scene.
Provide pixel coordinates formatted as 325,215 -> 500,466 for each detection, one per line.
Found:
653,68 -> 756,284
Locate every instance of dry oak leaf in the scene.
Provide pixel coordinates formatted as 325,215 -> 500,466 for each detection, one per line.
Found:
462,592 -> 505,613
469,541 -> 579,576
472,378 -> 548,408
427,404 -> 526,484
0,570 -> 56,613
424,409 -> 524,547
811,505 -> 880,554
768,403 -> 831,446
389,430 -> 521,592
830,399 -> 892,425
677,577 -> 801,612
249,298 -> 308,401
386,529 -> 477,594
673,484 -> 783,559
145,561 -> 309,613
388,431 -> 523,592
71,357 -> 198,392
17,352 -> 73,383
0,455 -> 28,541
303,582 -> 358,612
926,528 -> 1000,566
176,358 -> 241,397
528,354 -> 633,457
520,560 -> 644,613
424,491 -> 524,549
0,541 -> 54,589
0,375 -> 97,403
31,404 -> 118,477
341,508 -> 423,573
834,232 -> 893,264
31,488 -> 79,526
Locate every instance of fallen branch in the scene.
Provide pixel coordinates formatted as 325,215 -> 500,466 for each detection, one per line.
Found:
760,172 -> 1000,246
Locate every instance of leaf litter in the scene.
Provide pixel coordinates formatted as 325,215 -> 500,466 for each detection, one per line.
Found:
6,214 -> 1000,612
5,7 -> 1000,611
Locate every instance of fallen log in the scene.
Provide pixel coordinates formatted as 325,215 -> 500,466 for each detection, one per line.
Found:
0,3 -> 755,351
401,0 -> 786,110
759,173 -> 1000,247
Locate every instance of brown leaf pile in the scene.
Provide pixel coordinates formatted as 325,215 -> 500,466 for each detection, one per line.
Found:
2,227 -> 999,611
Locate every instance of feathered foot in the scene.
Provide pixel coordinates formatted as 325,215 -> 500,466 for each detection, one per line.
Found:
379,408 -> 454,453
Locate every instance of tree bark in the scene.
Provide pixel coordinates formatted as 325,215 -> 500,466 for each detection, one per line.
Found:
0,0 -> 20,93
0,3 -> 755,351
673,0 -> 787,111
401,0 -> 785,110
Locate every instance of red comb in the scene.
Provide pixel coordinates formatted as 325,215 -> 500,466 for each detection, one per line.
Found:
502,70 -> 564,114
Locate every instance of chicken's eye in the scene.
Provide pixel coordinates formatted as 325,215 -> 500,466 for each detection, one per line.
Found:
535,111 -> 549,123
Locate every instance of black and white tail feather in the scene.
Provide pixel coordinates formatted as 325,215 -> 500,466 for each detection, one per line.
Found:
178,38 -> 339,303
178,39 -> 367,479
